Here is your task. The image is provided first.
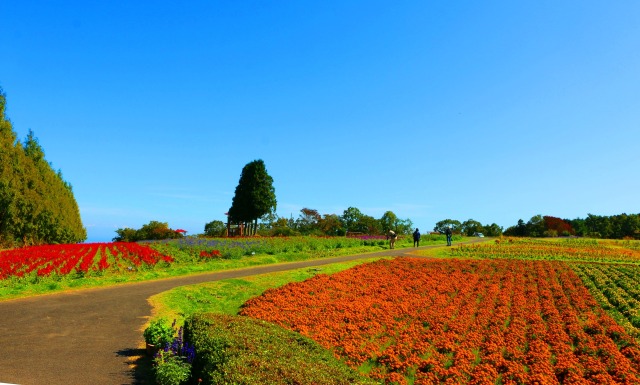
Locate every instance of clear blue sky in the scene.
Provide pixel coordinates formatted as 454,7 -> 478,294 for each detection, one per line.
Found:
2,1 -> 639,242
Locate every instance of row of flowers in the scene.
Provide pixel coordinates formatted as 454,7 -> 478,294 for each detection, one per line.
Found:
0,243 -> 174,279
451,238 -> 640,263
572,263 -> 640,338
240,258 -> 640,384
150,235 -> 393,260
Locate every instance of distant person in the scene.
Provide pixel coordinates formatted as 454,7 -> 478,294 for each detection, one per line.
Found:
445,226 -> 452,246
387,230 -> 398,249
413,228 -> 421,247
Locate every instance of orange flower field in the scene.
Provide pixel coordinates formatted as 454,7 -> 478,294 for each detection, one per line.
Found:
450,238 -> 640,264
240,258 -> 640,384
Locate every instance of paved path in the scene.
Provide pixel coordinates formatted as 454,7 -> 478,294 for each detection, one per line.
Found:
0,241 -> 480,385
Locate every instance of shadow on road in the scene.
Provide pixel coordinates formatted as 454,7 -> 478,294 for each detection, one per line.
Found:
116,348 -> 154,384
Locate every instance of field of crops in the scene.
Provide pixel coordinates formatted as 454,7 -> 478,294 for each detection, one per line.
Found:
0,236 -> 417,298
0,242 -> 174,279
4,236 -> 640,384
450,238 -> 640,264
240,238 -> 640,385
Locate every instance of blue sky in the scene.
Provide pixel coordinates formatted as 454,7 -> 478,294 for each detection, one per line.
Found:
2,1 -> 639,242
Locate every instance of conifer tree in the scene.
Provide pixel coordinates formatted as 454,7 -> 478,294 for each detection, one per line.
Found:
228,159 -> 276,236
0,87 -> 86,246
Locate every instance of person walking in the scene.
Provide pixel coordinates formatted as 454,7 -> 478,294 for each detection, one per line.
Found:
413,228 -> 421,247
387,230 -> 397,249
445,226 -> 452,246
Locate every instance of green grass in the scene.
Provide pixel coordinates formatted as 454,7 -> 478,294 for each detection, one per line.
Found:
142,257 -> 389,385
148,257 -> 389,324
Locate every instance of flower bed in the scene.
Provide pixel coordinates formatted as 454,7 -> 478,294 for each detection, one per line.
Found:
240,257 -> 640,384
450,238 -> 640,263
0,242 -> 174,279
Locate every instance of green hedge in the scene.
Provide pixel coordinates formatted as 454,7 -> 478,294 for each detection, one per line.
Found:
184,313 -> 379,385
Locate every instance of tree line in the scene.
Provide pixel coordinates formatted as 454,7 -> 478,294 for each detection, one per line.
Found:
433,214 -> 640,240
116,158 -> 640,241
433,219 -> 503,237
205,206 -> 414,238
503,214 -> 640,239
112,220 -> 184,242
0,88 -> 86,247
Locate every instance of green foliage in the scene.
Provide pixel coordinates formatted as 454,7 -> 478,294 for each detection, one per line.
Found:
228,159 -> 277,235
154,350 -> 192,385
526,215 -> 545,237
341,206 -> 364,232
295,207 -> 322,235
203,220 -> 226,237
113,220 -> 182,242
113,227 -> 138,242
143,318 -> 175,346
461,219 -> 484,236
434,219 -> 462,234
270,226 -> 300,236
184,313 -> 379,385
255,207 -> 414,237
0,87 -> 86,247
482,223 -> 503,237
502,213 -> 640,239
379,211 -> 398,233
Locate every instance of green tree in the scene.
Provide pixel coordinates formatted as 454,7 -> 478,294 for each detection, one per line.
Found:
138,221 -> 181,240
504,219 -> 527,237
204,220 -> 227,237
483,223 -> 503,237
113,227 -> 138,242
569,218 -> 587,237
379,211 -> 398,233
358,214 -> 382,235
394,218 -> 414,235
434,219 -> 462,234
296,208 -> 322,235
341,207 -> 363,234
228,160 -> 277,236
113,221 -> 181,241
526,215 -> 545,237
0,88 -> 85,246
461,219 -> 484,236
318,214 -> 344,235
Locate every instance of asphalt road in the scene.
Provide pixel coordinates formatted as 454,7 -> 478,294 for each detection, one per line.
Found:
0,242 -> 477,385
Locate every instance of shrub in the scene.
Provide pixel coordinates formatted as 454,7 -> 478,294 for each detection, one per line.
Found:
154,350 -> 192,385
183,313 -> 378,385
203,220 -> 226,237
143,318 -> 175,347
148,320 -> 197,385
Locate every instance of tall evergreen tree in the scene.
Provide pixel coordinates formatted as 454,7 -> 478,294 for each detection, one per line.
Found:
0,87 -> 86,246
0,88 -> 18,243
228,159 -> 276,236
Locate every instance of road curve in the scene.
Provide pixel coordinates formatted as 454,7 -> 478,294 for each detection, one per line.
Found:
0,241 -> 481,385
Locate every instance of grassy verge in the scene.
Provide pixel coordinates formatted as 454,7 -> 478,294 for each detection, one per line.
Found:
147,257 -> 389,324
141,257 -> 388,385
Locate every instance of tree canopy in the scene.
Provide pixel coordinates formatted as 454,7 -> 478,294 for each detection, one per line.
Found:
228,159 -> 277,235
502,213 -> 640,239
0,87 -> 86,246
113,220 -> 183,242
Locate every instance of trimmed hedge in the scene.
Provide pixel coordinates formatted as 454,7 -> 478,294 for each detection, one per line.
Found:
184,313 -> 379,385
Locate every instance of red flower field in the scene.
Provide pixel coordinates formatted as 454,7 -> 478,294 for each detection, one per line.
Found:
241,258 -> 640,384
0,242 -> 174,279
